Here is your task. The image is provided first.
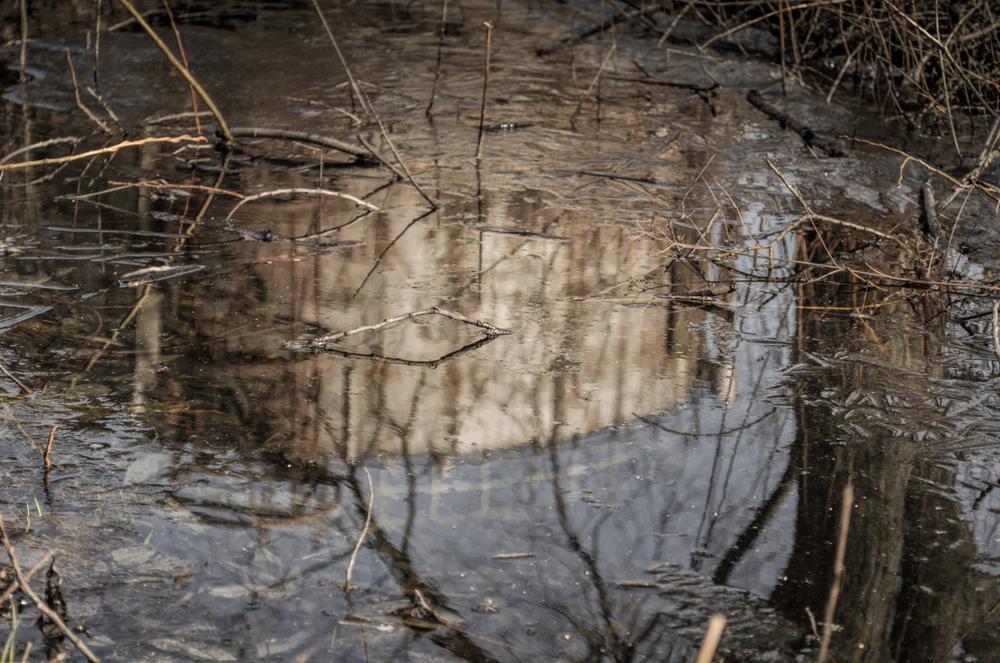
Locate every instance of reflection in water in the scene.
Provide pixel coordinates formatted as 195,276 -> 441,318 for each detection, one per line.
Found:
1,1 -> 999,661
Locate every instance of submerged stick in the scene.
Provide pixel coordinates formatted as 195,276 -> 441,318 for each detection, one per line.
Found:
694,613 -> 726,663
0,519 -> 101,663
113,0 -> 233,142
817,482 -> 854,663
345,467 -> 374,592
476,21 -> 495,160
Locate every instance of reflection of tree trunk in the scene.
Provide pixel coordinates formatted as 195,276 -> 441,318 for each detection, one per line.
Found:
891,460 -> 998,663
771,233 -> 999,661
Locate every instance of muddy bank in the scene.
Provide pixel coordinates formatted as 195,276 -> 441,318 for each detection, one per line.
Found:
1,1 -> 1000,661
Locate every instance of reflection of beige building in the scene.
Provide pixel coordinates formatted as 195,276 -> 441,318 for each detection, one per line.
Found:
144,165 -> 735,459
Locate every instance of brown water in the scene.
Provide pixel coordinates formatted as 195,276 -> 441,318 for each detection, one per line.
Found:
2,1 -> 1000,661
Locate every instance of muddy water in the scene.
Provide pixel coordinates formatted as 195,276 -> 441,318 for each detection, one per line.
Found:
1,1 -> 1000,661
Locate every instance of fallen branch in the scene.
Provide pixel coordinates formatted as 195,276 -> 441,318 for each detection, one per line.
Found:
229,127 -> 372,162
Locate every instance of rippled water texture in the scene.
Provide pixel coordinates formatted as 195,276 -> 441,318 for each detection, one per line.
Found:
1,1 -> 1000,661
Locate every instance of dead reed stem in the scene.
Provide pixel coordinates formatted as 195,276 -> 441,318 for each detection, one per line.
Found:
694,613 -> 726,663
160,0 -> 202,135
18,0 -> 27,83
817,481 -> 854,663
0,518 -> 102,662
0,134 -> 207,173
113,0 -> 233,142
345,467 -> 374,592
476,21 -> 495,160
426,0 -> 448,118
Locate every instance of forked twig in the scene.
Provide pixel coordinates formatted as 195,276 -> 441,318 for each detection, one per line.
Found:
0,518 -> 102,662
307,306 -> 511,348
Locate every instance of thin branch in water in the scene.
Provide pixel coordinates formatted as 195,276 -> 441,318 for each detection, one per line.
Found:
0,362 -> 31,394
817,481 -> 854,663
306,306 -> 511,349
113,0 -> 233,141
425,0 -> 448,118
43,425 -> 56,470
0,134 -> 207,173
345,467 -> 374,592
229,127 -> 372,162
65,50 -> 111,133
0,550 -> 53,607
476,21 -> 495,160
224,187 -> 380,225
160,0 -> 202,135
0,518 -> 102,662
312,0 -> 436,209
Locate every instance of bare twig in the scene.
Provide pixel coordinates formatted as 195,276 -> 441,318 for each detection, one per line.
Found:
43,425 -> 56,471
0,518 -> 102,662
65,50 -> 111,133
476,21 -> 495,160
308,306 -> 512,348
0,362 -> 31,394
345,467 -> 374,592
0,135 -> 207,173
113,0 -> 233,141
694,613 -> 726,663
224,188 -> 380,224
426,0 -> 448,117
818,482 -> 854,663
312,0 -> 436,209
0,550 -> 53,607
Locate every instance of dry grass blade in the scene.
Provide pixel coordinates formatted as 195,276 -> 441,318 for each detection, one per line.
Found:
345,467 -> 374,592
694,613 -> 726,663
817,482 -> 854,663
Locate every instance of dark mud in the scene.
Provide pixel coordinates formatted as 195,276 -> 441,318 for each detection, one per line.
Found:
1,1 -> 1000,661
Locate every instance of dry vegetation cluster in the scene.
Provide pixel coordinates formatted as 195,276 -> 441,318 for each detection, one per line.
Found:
668,0 -> 1000,125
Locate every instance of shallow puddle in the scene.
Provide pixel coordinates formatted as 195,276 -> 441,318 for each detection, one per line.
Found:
1,1 -> 1000,661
